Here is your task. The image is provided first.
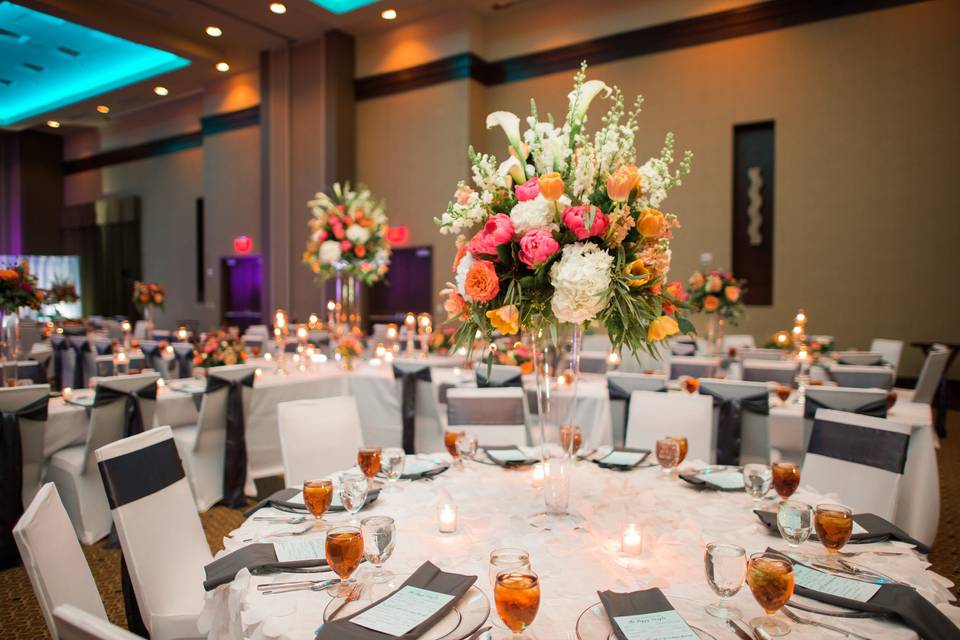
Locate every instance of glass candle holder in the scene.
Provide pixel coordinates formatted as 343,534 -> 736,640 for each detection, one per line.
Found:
621,524 -> 643,556
438,503 -> 458,533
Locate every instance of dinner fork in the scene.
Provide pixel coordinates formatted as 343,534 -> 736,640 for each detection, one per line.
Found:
241,523 -> 316,542
782,606 -> 872,639
838,550 -> 906,558
261,578 -> 340,595
326,583 -> 363,619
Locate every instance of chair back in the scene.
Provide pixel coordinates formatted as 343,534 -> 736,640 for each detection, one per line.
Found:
618,342 -> 669,374
699,379 -> 770,464
738,348 -> 784,361
100,320 -> 124,342
447,387 -> 527,447
171,342 -> 195,378
95,427 -> 211,637
742,359 -> 798,386
14,484 -> 107,639
835,351 -> 885,366
828,364 -> 895,390
83,373 -> 160,475
19,321 -> 46,354
606,372 -> 667,445
578,351 -> 608,374
0,384 -> 50,507
669,339 -> 697,356
55,604 -> 142,640
278,396 -> 364,487
625,391 -> 714,463
194,364 -> 255,451
869,339 -> 903,373
802,386 -> 886,454
912,345 -> 950,405
802,409 -> 910,520
670,356 -> 721,380
581,333 -> 612,352
476,364 -> 522,387
722,334 -> 756,352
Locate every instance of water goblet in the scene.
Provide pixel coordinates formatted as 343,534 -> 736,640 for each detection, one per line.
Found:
704,543 -> 747,619
380,447 -> 405,492
338,470 -> 368,523
360,516 -> 396,583
743,463 -> 773,506
746,551 -> 794,637
489,548 -> 531,589
777,500 -> 813,548
457,432 -> 479,464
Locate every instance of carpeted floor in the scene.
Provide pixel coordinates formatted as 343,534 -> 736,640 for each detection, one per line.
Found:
3,416 -> 960,638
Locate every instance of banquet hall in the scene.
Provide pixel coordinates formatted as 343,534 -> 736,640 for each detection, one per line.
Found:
1,0 -> 959,638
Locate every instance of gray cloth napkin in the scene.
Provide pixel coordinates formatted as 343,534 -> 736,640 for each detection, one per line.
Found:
203,543 -> 327,590
598,587 -> 692,640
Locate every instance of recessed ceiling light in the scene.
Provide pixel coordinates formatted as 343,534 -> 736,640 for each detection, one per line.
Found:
381,8 -> 397,20
269,2 -> 287,13
96,105 -> 110,114
205,25 -> 223,37
46,120 -> 60,128
154,86 -> 169,96
215,61 -> 230,72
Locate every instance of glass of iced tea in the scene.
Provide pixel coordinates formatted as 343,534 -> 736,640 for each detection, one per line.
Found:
774,384 -> 792,406
670,435 -> 689,465
325,525 -> 364,596
444,430 -> 465,468
559,424 -> 583,456
746,551 -> 794,637
815,504 -> 854,557
771,462 -> 800,500
682,377 -> 700,394
357,447 -> 382,481
655,438 -> 681,478
494,570 -> 540,638
303,479 -> 333,525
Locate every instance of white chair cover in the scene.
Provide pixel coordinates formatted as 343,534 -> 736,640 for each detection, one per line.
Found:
668,339 -> 697,356
446,387 -> 527,447
870,339 -> 904,373
802,409 -> 911,520
476,364 -> 522,387
911,345 -> 950,405
0,384 -> 50,510
742,359 -> 798,386
625,391 -> 714,463
14,484 -> 108,639
138,340 -> 174,380
801,386 -> 887,457
738,348 -> 785,361
835,351 -> 885,366
101,320 -> 124,342
581,333 -> 612,352
45,372 -> 160,544
698,379 -> 770,465
618,342 -> 669,374
669,356 -> 721,380
579,351 -> 609,374
55,604 -> 142,640
828,364 -> 895,390
606,372 -> 667,446
95,426 -> 210,640
278,396 -> 364,488
722,334 -> 756,352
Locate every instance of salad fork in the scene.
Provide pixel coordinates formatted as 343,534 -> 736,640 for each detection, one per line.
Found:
782,606 -> 872,639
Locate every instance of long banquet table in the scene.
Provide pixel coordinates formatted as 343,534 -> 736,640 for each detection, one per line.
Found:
198,454 -> 959,639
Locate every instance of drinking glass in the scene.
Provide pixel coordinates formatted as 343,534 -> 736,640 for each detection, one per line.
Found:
559,424 -> 583,456
704,543 -> 747,619
670,435 -> 689,465
777,501 -> 813,548
494,570 -> 540,638
303,479 -> 333,527
746,551 -> 794,637
814,504 -> 854,558
543,456 -> 571,514
489,548 -> 532,588
360,516 -> 396,583
457,432 -> 479,463
445,430 -> 465,468
775,384 -> 792,407
357,447 -> 382,481
655,438 -> 681,478
380,447 -> 405,491
743,464 -> 772,504
338,470 -> 368,522
771,462 -> 800,500
325,525 -> 364,596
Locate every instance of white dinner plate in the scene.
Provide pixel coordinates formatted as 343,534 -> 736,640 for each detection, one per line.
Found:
575,595 -> 719,640
323,574 -> 490,640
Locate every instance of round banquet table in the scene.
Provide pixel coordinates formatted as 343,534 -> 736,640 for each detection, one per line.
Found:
199,454 -> 959,639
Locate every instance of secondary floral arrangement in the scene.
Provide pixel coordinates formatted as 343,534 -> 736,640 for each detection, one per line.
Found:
764,330 -> 833,358
132,281 -> 165,312
46,276 -> 79,304
193,331 -> 247,368
436,63 -> 693,355
0,260 -> 45,313
304,182 -> 391,285
428,326 -> 458,355
685,269 -> 746,324
495,338 -> 534,375
335,331 -> 364,369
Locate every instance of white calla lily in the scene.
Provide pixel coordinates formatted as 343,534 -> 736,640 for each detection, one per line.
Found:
568,79 -> 612,122
498,156 -> 526,185
486,111 -> 527,180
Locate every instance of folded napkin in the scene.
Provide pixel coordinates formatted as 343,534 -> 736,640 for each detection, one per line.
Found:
204,543 -> 327,590
243,487 -> 381,518
483,445 -> 536,467
679,467 -> 743,491
400,460 -> 449,481
316,561 -> 476,639
754,511 -> 930,554
781,552 -> 959,640
599,587 -> 698,640
591,447 -> 651,470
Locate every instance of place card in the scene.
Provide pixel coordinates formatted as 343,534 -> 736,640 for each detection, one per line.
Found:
600,451 -> 645,467
485,448 -> 529,463
273,538 -> 326,562
695,471 -> 744,490
852,521 -> 868,535
613,610 -> 700,640
404,460 -> 439,476
286,491 -> 305,506
793,563 -> 882,602
350,586 -> 455,636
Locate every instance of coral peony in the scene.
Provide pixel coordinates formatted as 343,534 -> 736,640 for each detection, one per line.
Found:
514,177 -> 540,202
562,205 -> 609,240
518,229 -> 559,268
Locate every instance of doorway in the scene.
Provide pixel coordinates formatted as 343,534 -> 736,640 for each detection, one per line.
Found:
221,255 -> 262,331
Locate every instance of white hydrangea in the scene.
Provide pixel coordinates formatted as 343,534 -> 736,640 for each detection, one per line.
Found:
637,158 -> 668,209
454,252 -> 476,302
549,243 -> 613,323
319,240 -> 342,265
509,194 -> 568,235
345,224 -> 371,245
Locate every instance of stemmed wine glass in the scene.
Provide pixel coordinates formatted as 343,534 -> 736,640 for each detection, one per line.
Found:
303,479 -> 333,529
771,462 -> 801,501
360,516 -> 397,583
338,470 -> 368,523
655,438 -> 681,479
704,543 -> 747,619
357,447 -> 382,484
445,430 -> 465,469
489,548 -> 532,630
814,503 -> 854,564
669,435 -> 688,467
746,551 -> 794,637
325,525 -> 364,597
380,447 -> 405,492
457,433 -> 479,465
777,501 -> 813,548
743,464 -> 773,507
493,570 -> 540,639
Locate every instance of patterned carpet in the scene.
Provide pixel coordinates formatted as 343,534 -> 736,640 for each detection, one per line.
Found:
2,418 -> 959,638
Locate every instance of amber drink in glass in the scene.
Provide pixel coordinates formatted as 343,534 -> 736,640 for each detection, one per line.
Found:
325,525 -> 364,595
357,447 -> 382,480
494,570 -> 540,638
815,504 -> 854,555
746,552 -> 794,637
303,479 -> 333,523
772,463 -> 800,500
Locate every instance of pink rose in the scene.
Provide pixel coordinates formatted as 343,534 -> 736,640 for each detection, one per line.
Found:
468,214 -> 514,258
562,205 -> 609,240
518,229 -> 559,268
725,286 -> 741,302
514,177 -> 540,202
340,240 -> 353,252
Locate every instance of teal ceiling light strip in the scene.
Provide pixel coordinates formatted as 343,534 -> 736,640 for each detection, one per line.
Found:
309,0 -> 379,15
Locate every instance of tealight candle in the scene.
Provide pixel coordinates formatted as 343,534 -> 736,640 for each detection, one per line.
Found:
438,504 -> 458,534
386,323 -> 399,341
308,313 -> 318,327
264,352 -> 273,361
375,343 -> 386,358
176,326 -> 188,342
62,387 -> 73,400
157,378 -> 165,388
607,350 -> 621,368
531,463 -> 545,488
297,326 -> 307,341
621,523 -> 643,556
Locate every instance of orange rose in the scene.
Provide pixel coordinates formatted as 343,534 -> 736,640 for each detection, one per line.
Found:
638,208 -> 665,238
724,286 -> 741,302
355,244 -> 366,258
606,164 -> 639,202
648,315 -> 680,341
464,259 -> 499,302
0,269 -> 18,280
485,304 -> 519,335
539,172 -> 564,201
703,295 -> 720,312
440,284 -> 468,320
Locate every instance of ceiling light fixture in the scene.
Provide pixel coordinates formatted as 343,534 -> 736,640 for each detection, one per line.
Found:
46,120 -> 60,128
96,105 -> 110,114
381,8 -> 397,20
269,2 -> 287,14
215,61 -> 230,72
154,86 -> 169,96
205,25 -> 223,37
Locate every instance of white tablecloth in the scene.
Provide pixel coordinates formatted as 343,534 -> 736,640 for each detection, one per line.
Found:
198,456 -> 958,640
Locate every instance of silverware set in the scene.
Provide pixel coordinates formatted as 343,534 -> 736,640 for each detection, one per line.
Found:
782,606 -> 873,639
259,577 -> 340,595
252,515 -> 309,525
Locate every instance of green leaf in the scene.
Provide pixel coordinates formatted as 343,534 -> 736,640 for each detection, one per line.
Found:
677,316 -> 696,336
496,244 -> 512,265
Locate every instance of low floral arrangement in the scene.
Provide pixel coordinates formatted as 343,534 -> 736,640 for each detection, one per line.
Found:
428,326 -> 458,355
304,182 -> 391,286
495,339 -> 534,375
0,260 -> 45,313
763,331 -> 833,358
132,281 -> 165,312
685,269 -> 746,324
436,63 -> 693,356
46,276 -> 79,304
193,331 -> 247,368
335,331 -> 364,367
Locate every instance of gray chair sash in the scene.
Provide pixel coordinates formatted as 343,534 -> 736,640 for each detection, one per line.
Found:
0,395 -> 48,569
50,336 -> 70,390
71,340 -> 89,389
808,417 -> 909,474
139,342 -> 166,373
475,371 -> 522,388
172,344 -> 195,378
95,341 -> 114,356
699,388 -> 769,466
607,380 -> 666,441
447,396 -> 524,426
205,372 -> 255,508
93,381 -> 157,439
437,382 -> 457,405
803,396 -> 887,420
393,365 -> 431,454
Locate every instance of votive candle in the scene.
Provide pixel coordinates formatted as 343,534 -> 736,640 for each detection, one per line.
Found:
531,463 -> 545,488
621,523 -> 643,556
438,504 -> 458,534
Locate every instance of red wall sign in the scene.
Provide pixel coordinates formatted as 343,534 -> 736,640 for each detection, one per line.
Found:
233,235 -> 253,254
386,226 -> 409,246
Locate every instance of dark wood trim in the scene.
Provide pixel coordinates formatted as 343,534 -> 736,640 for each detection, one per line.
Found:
63,105 -> 260,174
355,0 -> 930,100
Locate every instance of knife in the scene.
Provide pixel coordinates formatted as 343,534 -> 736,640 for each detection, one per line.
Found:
725,618 -> 753,640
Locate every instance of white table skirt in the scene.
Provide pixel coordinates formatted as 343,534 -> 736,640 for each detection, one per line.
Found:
198,455 -> 959,640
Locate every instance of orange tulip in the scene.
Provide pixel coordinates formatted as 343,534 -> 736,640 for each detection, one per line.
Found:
703,295 -> 720,312
648,316 -> 680,341
539,172 -> 564,201
624,259 -> 650,287
638,208 -> 666,238
606,164 -> 640,202
0,269 -> 17,280
486,304 -> 519,335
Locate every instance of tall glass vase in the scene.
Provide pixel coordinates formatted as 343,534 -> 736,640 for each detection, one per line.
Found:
143,306 -> 154,339
1,310 -> 20,387
706,315 -> 725,355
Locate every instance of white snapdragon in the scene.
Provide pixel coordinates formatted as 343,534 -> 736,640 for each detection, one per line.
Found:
318,240 -> 342,265
345,224 -> 371,245
549,243 -> 614,323
523,121 -> 572,176
436,182 -> 488,234
637,159 -> 669,209
454,252 -> 476,302
571,150 -> 597,202
471,153 -> 509,193
509,194 -> 567,234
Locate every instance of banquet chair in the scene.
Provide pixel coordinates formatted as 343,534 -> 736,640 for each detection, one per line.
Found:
171,342 -> 195,378
870,339 -> 904,374
835,351 -> 885,366
0,384 -> 51,520
101,320 -> 124,342
96,427 -> 210,639
579,351 -> 609,374
802,409 -> 911,520
476,364 -> 523,387
606,372 -> 667,445
802,386 -> 887,456
722,334 -> 756,352
14,484 -> 108,639
19,321 -> 46,354
668,338 -> 697,356
393,360 -> 440,453
828,364 -> 895,390
742,359 -> 799,386
669,356 -> 721,380
278,396 -> 364,488
581,333 -> 612,352
699,379 -> 770,465
171,364 -> 255,511
4,359 -> 45,384
738,348 -> 785,361
138,340 -> 174,379
904,345 -> 950,405
447,387 -> 527,447
45,372 -> 160,544
55,605 -> 142,640
618,341 -> 669,374
625,391 -> 714,463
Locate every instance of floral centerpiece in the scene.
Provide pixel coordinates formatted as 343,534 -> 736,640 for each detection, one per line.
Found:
685,269 -> 745,323
428,325 -> 458,355
0,261 -> 45,313
193,331 -> 247,368
334,331 -> 364,370
495,338 -> 534,375
132,281 -> 165,312
46,276 -> 79,304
